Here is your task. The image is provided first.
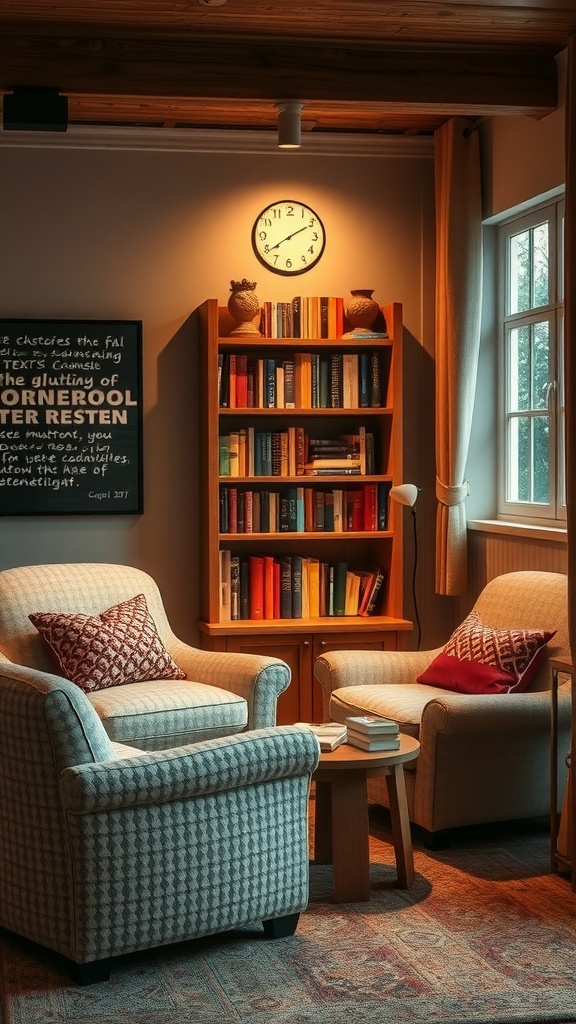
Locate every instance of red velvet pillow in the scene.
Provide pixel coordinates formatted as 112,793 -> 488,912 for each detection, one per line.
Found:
416,610 -> 556,695
29,593 -> 186,694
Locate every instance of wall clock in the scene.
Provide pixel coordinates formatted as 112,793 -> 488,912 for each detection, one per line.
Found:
251,199 -> 326,276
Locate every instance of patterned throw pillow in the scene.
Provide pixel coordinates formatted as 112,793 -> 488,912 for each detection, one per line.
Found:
416,610 -> 556,695
29,593 -> 186,693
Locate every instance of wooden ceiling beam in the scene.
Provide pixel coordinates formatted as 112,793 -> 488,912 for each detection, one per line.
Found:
0,34 -> 558,116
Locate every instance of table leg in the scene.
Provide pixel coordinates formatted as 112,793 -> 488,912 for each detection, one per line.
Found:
384,763 -> 414,888
329,771 -> 370,902
313,780 -> 333,864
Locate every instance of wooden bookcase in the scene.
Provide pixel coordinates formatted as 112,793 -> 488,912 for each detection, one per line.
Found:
195,298 -> 412,724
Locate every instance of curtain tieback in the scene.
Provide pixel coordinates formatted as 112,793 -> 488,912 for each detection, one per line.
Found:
436,477 -> 469,506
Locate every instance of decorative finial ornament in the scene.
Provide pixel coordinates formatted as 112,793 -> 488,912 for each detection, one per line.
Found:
343,289 -> 387,339
227,279 -> 261,335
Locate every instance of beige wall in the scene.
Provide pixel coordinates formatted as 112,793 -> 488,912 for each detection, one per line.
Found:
0,132 -> 436,644
481,50 -> 566,220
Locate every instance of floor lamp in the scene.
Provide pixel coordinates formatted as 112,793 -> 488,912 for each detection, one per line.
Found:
389,483 -> 421,649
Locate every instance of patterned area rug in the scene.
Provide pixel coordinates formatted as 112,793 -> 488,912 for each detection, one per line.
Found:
1,816 -> 576,1024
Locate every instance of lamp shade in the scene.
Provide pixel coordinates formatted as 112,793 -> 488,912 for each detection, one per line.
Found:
276,102 -> 303,148
389,483 -> 419,508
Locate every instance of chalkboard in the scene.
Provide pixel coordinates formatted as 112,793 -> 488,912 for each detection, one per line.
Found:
0,319 -> 143,515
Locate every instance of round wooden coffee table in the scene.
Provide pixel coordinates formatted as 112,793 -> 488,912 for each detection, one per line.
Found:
312,734 -> 420,903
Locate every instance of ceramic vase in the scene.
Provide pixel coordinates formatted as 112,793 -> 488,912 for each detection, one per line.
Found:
343,289 -> 382,338
227,279 -> 261,335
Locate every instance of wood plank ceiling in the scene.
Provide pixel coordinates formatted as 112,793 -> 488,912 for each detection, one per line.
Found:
1,1 -> 575,137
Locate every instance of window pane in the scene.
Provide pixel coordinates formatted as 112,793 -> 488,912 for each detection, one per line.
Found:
508,326 -> 530,410
509,230 -> 530,314
500,200 -> 562,520
532,320 -> 549,409
532,222 -> 549,307
532,416 -> 550,503
508,417 -> 529,501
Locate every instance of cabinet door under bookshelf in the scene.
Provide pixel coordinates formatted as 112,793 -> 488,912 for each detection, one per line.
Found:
195,297 -> 412,723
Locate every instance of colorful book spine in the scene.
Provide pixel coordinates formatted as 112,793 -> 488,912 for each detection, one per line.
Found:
249,555 -> 265,619
280,555 -> 292,618
292,555 -> 303,618
333,561 -> 348,616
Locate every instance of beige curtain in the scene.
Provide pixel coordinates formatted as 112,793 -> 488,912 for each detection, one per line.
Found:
566,36 -> 576,661
434,117 -> 483,595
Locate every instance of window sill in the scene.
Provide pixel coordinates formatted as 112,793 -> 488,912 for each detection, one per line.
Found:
467,519 -> 567,544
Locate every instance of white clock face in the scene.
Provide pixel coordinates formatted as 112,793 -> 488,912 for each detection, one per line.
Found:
251,199 -> 326,276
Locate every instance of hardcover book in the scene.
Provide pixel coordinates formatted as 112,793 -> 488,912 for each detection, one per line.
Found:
346,731 -> 401,752
345,714 -> 399,734
294,722 -> 347,751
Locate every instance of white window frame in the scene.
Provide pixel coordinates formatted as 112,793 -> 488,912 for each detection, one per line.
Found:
498,197 -> 565,526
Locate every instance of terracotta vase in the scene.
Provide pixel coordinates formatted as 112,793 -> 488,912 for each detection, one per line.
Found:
343,289 -> 381,338
227,279 -> 261,335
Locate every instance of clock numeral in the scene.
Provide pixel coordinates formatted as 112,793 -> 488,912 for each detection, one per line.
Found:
259,231 -> 267,242
300,255 -> 308,264
260,217 -> 272,228
311,232 -> 318,241
286,205 -> 295,216
285,258 -> 292,269
307,245 -> 315,255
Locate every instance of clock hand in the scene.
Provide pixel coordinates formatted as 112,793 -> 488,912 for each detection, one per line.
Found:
269,225 -> 310,251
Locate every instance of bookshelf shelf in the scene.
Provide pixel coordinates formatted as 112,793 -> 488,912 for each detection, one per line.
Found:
220,531 -> 394,541
219,408 -> 393,417
199,615 -> 413,636
218,338 -> 394,351
196,297 -> 411,723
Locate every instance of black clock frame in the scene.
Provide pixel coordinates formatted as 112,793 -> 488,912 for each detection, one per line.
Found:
251,199 -> 326,276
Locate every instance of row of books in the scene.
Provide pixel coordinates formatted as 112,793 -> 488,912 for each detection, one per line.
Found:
219,427 -> 376,478
345,715 -> 400,751
219,482 -> 391,534
259,296 -> 347,339
257,296 -> 388,340
219,552 -> 386,621
218,351 -> 384,410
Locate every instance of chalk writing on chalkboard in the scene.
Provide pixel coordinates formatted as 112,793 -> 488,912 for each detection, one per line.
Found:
0,319 -> 143,515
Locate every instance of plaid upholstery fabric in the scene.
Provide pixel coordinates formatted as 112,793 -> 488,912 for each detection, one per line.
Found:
316,571 -> 571,834
0,671 -> 319,965
0,563 -> 291,742
0,673 -> 114,957
87,679 -> 248,750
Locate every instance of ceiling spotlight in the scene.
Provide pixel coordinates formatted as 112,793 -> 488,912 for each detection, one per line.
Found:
276,102 -> 303,149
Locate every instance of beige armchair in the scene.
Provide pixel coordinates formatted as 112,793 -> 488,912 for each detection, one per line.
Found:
0,562 -> 291,750
314,571 -> 571,845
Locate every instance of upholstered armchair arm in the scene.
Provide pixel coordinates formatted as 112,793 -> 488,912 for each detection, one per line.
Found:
168,641 -> 291,729
412,684 -> 571,832
314,647 -> 442,720
59,726 -> 319,815
419,686 -> 570,738
0,657 -> 71,689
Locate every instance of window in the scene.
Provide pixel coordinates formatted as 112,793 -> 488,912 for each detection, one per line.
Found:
499,198 -> 565,524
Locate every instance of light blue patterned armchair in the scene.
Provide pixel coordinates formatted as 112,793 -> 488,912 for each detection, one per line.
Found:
0,562 -> 292,748
0,670 -> 319,983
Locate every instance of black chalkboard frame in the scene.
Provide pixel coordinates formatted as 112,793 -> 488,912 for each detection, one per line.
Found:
0,318 -> 143,515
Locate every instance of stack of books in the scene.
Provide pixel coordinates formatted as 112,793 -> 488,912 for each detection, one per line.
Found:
294,721 -> 347,751
345,715 -> 400,751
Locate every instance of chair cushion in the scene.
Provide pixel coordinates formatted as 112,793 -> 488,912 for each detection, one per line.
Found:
87,679 -> 248,750
29,593 -> 186,693
416,610 -> 556,695
329,683 -> 438,740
